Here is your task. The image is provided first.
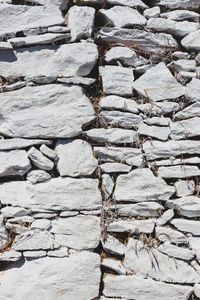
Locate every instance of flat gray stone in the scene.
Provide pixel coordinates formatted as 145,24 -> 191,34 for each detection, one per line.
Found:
0,252 -> 101,300
144,6 -> 160,18
0,178 -> 102,211
155,0 -> 200,10
156,209 -> 174,226
158,165 -> 200,179
167,196 -> 200,217
170,117 -> 200,140
133,62 -> 185,101
47,248 -> 69,258
155,226 -> 188,244
138,101 -> 180,116
101,174 -> 114,199
28,147 -> 54,171
169,59 -> 196,72
55,139 -> 98,177
67,5 -> 95,41
0,85 -> 95,138
0,150 -> 31,177
181,30 -> 200,51
124,238 -> 199,283
158,242 -> 194,260
106,0 -> 148,8
1,206 -> 28,218
143,140 -> 200,160
27,0 -> 69,10
138,123 -> 170,140
101,235 -> 126,256
57,76 -> 95,86
93,146 -> 143,166
27,170 -> 51,184
171,219 -> 200,236
101,258 -> 126,275
0,41 -> 12,49
0,81 -> 26,93
107,219 -> 155,234
99,6 -> 146,28
114,168 -> 174,202
144,116 -> 170,126
175,102 -> 200,119
31,219 -> 51,231
100,95 -> 138,114
175,180 -> 195,197
0,42 -> 98,78
23,251 -> 46,258
185,78 -> 200,102
0,215 -> 9,250
85,128 -> 137,144
99,65 -> 134,96
0,250 -> 22,262
99,111 -> 142,128
51,215 -> 101,250
100,162 -> 131,173
147,18 -> 199,38
40,144 -> 57,160
103,274 -> 193,300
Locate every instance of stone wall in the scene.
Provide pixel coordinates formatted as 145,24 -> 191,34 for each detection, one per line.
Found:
0,0 -> 200,299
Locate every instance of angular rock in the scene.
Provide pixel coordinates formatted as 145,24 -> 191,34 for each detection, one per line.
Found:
133,62 -> 185,101
47,248 -> 69,258
109,202 -> 164,217
101,235 -> 126,256
114,168 -> 174,202
147,18 -> 199,38
100,95 -> 138,114
23,251 -> 46,258
169,59 -> 196,72
24,0 -> 69,10
144,116 -> 170,126
194,283 -> 200,299
66,5 -> 95,42
40,144 -> 57,160
185,78 -> 200,102
1,206 -> 28,218
28,147 -> 54,171
103,274 -> 193,300
99,6 -> 146,28
104,47 -> 148,67
0,178 -> 102,211
27,170 -> 51,184
155,226 -> 188,244
175,180 -> 195,197
138,123 -> 170,140
100,163 -> 131,173
0,85 -> 95,138
31,219 -> 51,231
107,219 -> 155,234
57,76 -> 95,86
93,146 -> 143,166
0,250 -> 22,262
138,101 -> 180,116
47,26 -> 70,33
175,102 -> 200,119
0,42 -> 98,78
0,41 -> 12,50
85,128 -> 137,144
0,81 -> 26,93
0,252 -> 101,300
158,165 -> 200,179
124,238 -> 199,283
101,174 -> 114,198
0,216 -> 9,250
106,0 -> 148,9
143,140 -> 200,160
51,215 -> 101,250
158,242 -> 194,260
144,6 -> 160,18
156,209 -> 174,226
55,139 -> 97,177
99,65 -> 134,96
171,219 -> 200,236
155,0 -> 200,10
170,117 -> 200,140
99,111 -> 142,128
0,150 -> 31,177
101,258 -> 126,275
181,30 -> 200,51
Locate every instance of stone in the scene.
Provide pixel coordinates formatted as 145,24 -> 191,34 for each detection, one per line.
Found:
59,211 -> 79,217
0,250 -> 22,262
101,258 -> 126,275
99,6 -> 146,28
189,237 -> 200,253
0,252 -> 101,300
144,6 -> 160,18
155,158 -> 200,167
27,170 -> 51,184
34,212 -> 57,219
138,101 -> 180,116
31,219 -> 51,231
0,41 -> 12,50
0,42 -> 98,78
196,53 -> 200,65
0,216 -> 9,250
133,62 -> 185,101
47,248 -> 69,258
103,274 -> 193,300
0,150 -> 31,177
93,146 -> 143,166
175,102 -> 200,119
13,230 -> 58,251
1,206 -> 28,219
106,0 -> 148,9
172,51 -> 190,59
171,219 -> 200,236
0,5 -> 64,38
99,65 -> 134,96
101,235 -> 126,256
169,59 -> 196,72
39,144 -> 57,160
114,168 -> 174,202
85,128 -> 137,144
8,216 -> 34,224
147,18 -> 199,38
158,242 -> 194,260
101,174 -> 114,198
25,76 -> 56,85
138,123 -> 170,140
107,219 -> 155,234
51,215 -> 101,250
156,209 -> 174,226
144,116 -> 170,126
23,251 -> 46,258
97,27 -> 177,54
55,139 -> 98,177
47,26 -> 70,33
0,178 -> 102,211
27,0 -> 69,10
0,85 -> 95,138
194,284 -> 200,298
104,47 -> 148,67
155,226 -> 188,244
124,239 -> 199,283
155,0 -> 200,10
143,140 -> 200,160
185,78 -> 200,103
66,5 -> 95,42
99,95 -> 138,114
57,76 -> 95,86
109,202 -> 164,217
158,165 -> 200,179
175,180 -> 195,197
99,111 -> 142,128
0,81 -> 27,93
181,30 -> 200,51
80,209 -> 101,216
28,147 -> 54,171
100,162 -> 131,173
73,0 -> 103,4
8,33 -> 70,48
170,117 -> 200,140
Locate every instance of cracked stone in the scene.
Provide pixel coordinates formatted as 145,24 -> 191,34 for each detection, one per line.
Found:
171,219 -> 200,236
28,147 -> 54,171
107,219 -> 155,234
99,111 -> 142,128
155,226 -> 188,244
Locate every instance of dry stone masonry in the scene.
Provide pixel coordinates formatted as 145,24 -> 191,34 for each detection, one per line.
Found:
0,0 -> 200,299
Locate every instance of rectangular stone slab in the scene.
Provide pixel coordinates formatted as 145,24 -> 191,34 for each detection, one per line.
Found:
0,84 -> 95,138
